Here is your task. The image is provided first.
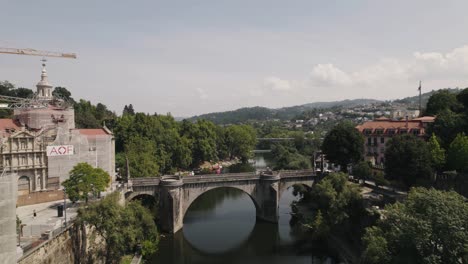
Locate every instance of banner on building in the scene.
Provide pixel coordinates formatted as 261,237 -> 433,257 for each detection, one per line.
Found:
46,145 -> 74,156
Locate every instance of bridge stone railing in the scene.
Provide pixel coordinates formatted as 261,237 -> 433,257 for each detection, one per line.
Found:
129,169 -> 316,187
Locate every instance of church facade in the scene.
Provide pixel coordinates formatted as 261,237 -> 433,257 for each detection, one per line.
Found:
0,63 -> 115,205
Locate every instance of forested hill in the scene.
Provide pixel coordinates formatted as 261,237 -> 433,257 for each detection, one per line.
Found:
393,88 -> 461,106
188,99 -> 381,124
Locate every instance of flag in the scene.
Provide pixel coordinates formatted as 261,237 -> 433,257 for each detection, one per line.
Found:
418,81 -> 421,91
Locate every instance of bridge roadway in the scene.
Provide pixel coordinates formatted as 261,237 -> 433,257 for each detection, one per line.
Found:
125,169 -> 316,233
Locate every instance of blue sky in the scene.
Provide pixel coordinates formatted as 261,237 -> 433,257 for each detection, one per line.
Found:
2,0 -> 468,116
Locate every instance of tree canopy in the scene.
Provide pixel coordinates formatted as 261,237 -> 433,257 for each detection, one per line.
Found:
362,188 -> 468,264
77,192 -> 158,263
62,162 -> 110,203
322,122 -> 364,171
446,133 -> 468,173
425,89 -> 462,116
384,134 -> 433,187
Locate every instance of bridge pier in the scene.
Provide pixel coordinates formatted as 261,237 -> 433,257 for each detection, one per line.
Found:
255,173 -> 280,223
159,177 -> 184,234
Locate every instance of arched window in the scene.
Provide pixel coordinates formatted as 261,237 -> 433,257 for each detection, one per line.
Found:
18,176 -> 30,195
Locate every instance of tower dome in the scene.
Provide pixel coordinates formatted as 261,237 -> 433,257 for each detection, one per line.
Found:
36,59 -> 53,100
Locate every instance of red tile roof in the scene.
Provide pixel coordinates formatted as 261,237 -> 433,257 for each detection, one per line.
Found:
412,116 -> 436,122
355,117 -> 434,135
0,119 -> 21,135
76,129 -> 111,136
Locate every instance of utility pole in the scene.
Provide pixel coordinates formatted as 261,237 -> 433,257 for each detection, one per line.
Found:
418,81 -> 422,116
63,189 -> 67,227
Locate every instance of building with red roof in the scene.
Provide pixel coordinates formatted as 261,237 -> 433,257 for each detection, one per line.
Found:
356,116 -> 435,165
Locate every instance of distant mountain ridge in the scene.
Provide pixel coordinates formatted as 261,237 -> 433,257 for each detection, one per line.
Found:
188,98 -> 381,124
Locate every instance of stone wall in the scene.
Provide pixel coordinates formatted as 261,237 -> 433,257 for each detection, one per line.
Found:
0,173 -> 17,264
18,226 -> 74,264
18,223 -> 104,264
17,190 -> 64,207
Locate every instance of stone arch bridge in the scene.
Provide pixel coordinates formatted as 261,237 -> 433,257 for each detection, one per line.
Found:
124,170 -> 316,233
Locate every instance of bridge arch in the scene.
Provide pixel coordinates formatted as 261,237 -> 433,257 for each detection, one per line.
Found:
182,185 -> 262,219
125,190 -> 158,201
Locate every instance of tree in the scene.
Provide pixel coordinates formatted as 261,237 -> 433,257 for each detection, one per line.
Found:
428,109 -> 465,148
362,188 -> 468,264
301,172 -> 364,238
52,87 -> 74,102
425,89 -> 461,116
353,161 -> 372,181
457,88 -> 468,110
428,133 -> 446,172
62,163 -> 110,203
271,144 -> 311,170
225,125 -> 257,163
447,133 -> 468,173
123,104 -> 135,116
77,192 -> 158,264
322,122 -> 364,171
384,134 -> 433,187
125,137 -> 160,177
12,87 -> 33,98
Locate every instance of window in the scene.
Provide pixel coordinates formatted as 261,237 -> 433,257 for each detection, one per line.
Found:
373,137 -> 378,145
387,129 -> 395,135
5,157 -> 11,166
399,129 -> 407,134
380,137 -> 385,144
412,129 -> 420,135
367,138 -> 372,145
375,129 -> 383,135
20,155 -> 26,165
20,139 -> 27,149
364,129 -> 372,135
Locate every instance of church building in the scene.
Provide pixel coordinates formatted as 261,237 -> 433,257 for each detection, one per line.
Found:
0,63 -> 115,205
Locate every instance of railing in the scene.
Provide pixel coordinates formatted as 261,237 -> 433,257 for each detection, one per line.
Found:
130,169 -> 316,187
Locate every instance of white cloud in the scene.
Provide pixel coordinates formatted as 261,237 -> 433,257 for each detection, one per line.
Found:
196,88 -> 208,100
262,76 -> 292,91
263,45 -> 468,100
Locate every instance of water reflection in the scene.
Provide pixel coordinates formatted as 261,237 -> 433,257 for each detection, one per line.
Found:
183,188 -> 256,253
150,187 -> 341,264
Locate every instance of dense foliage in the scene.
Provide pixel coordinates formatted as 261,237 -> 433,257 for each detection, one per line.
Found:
296,173 -> 365,238
114,113 -> 257,177
77,192 -> 158,264
446,133 -> 468,173
62,163 -> 110,203
362,188 -> 468,264
427,88 -> 468,148
384,134 -> 433,187
322,121 -> 364,171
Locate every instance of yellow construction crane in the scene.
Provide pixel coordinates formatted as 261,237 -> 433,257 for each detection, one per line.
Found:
0,47 -> 77,59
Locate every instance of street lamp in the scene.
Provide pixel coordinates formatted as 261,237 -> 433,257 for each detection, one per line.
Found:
63,188 -> 67,227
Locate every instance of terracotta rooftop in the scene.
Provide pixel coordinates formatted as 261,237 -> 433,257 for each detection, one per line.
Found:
76,128 -> 111,136
0,119 -> 21,136
412,116 -> 436,122
355,116 -> 434,135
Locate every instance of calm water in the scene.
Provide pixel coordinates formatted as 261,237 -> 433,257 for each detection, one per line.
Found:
148,187 -> 341,264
